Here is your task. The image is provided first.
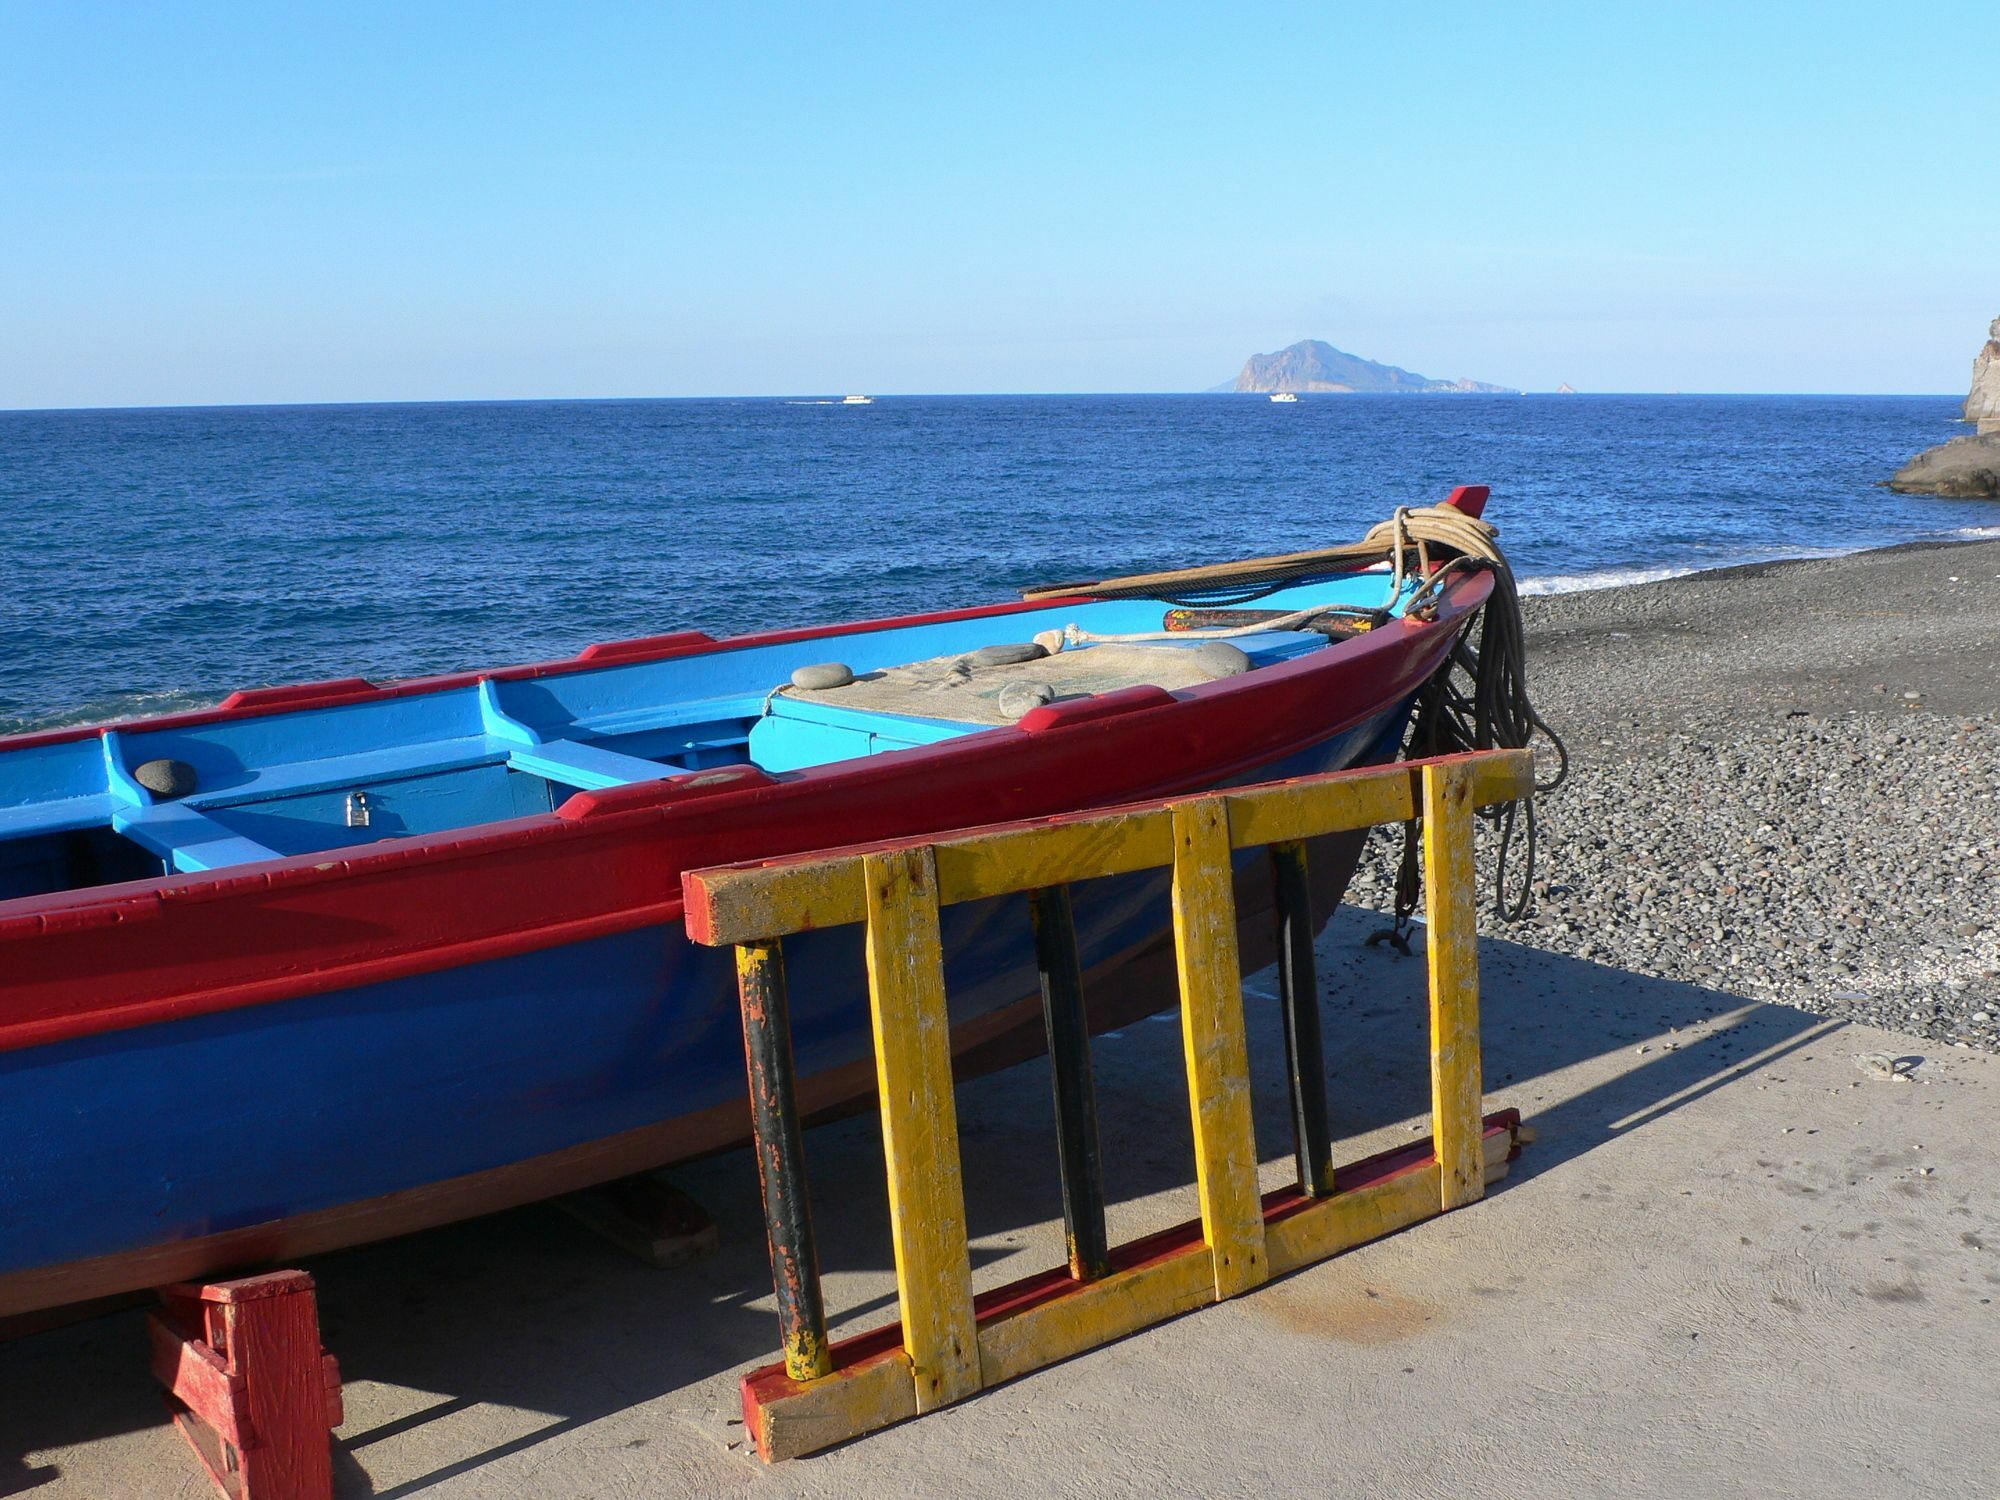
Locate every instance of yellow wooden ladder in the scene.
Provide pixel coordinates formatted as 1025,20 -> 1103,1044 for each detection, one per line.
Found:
684,748 -> 1534,1461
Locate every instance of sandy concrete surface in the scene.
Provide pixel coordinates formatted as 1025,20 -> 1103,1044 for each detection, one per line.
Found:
5,898 -> 1997,1499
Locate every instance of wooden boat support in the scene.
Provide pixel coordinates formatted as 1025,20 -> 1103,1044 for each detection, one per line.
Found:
146,1270 -> 342,1500
683,747 -> 1537,1461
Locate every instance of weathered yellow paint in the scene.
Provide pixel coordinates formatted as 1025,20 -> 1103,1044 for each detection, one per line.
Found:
1265,1164 -> 1441,1276
691,813 -> 1174,944
931,808 -> 1174,905
780,1324 -> 832,1385
1223,750 -> 1532,851
1263,1131 -> 1515,1275
1225,773 -> 1416,848
1463,747 -> 1537,809
690,858 -> 869,945
685,752 -> 1536,948
1169,798 -> 1267,1300
736,939 -> 777,991
752,1352 -> 919,1463
699,749 -> 1536,1458
976,1247 -> 1217,1387
861,845 -> 981,1412
1422,761 -> 1485,1210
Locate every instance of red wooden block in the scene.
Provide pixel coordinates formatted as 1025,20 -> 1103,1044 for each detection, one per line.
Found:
148,1270 -> 340,1500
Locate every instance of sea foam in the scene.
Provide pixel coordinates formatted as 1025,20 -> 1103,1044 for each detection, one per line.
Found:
1516,565 -> 1699,595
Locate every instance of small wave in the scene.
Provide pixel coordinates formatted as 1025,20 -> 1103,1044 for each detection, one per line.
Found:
1517,565 -> 1699,596
1517,539 -> 1927,596
1951,524 -> 2000,539
0,688 -> 220,738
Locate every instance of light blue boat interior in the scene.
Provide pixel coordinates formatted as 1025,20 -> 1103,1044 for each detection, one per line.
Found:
0,574 -> 1416,902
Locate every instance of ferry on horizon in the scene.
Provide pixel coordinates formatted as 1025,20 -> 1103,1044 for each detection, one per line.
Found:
1269,391 -> 1299,403
841,394 -> 874,404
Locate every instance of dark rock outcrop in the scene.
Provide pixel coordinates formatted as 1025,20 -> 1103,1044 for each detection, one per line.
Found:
1889,316 -> 2000,495
1887,434 -> 2000,498
1225,339 -> 1513,394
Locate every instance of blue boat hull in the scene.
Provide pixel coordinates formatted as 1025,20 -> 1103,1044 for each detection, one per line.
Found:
0,709 -> 1401,1311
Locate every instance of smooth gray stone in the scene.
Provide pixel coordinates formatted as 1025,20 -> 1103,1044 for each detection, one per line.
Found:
970,642 -> 1049,667
1189,642 -> 1252,677
133,758 -> 197,798
997,681 -> 1057,719
790,662 -> 855,691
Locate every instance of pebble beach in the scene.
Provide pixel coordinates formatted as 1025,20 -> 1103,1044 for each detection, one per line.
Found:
1354,537 -> 2000,1049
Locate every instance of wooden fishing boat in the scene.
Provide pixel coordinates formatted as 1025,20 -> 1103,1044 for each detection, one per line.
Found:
0,487 -> 1499,1317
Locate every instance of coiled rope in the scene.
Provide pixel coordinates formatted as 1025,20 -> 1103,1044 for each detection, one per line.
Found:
1025,502 -> 1567,927
1380,523 -> 1569,942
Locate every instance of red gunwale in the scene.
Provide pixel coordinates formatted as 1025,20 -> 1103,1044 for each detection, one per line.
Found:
0,574 -> 1491,1055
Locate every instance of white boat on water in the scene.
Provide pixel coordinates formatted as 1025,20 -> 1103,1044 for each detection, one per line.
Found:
1270,392 -> 1299,403
842,394 -> 874,405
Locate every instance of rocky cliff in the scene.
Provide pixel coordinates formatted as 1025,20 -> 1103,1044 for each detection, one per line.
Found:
1967,316 -> 2000,432
1224,339 -> 1513,394
1889,315 -> 2000,497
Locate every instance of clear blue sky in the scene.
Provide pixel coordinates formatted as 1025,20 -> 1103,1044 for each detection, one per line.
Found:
3,3 -> 1992,407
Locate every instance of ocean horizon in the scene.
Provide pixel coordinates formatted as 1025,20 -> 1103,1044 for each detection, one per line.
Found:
3,392 -> 1988,734
1,389 -> 1967,415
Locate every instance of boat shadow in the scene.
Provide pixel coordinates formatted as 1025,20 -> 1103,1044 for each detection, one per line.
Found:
0,914 -> 1838,1496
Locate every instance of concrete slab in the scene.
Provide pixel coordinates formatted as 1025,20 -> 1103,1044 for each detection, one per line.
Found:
5,909 -> 1997,1498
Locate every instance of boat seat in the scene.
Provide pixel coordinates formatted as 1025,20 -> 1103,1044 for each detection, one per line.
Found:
136,732 -> 680,809
159,737 -> 501,806
113,803 -> 283,874
0,794 -> 118,841
507,739 -> 680,791
563,694 -> 767,744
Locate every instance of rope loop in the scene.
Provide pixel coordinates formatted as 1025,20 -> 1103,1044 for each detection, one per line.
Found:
1017,497 -> 1564,930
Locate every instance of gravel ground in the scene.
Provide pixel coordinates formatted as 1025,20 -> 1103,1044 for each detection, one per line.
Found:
1347,537 -> 2000,1049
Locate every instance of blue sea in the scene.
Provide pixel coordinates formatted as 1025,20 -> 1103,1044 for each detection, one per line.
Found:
1,394 -> 1989,735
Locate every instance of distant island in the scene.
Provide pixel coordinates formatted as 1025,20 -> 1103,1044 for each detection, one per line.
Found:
1213,338 -> 1516,395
